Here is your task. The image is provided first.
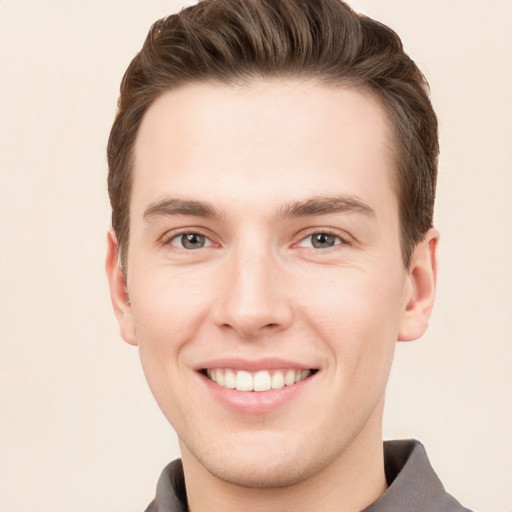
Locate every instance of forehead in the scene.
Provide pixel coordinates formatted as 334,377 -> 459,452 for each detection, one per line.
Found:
132,79 -> 397,218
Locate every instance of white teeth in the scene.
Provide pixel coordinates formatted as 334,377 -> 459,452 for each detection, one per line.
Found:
271,371 -> 285,389
224,369 -> 236,389
253,371 -> 272,392
235,370 -> 253,391
284,369 -> 296,386
206,368 -> 313,391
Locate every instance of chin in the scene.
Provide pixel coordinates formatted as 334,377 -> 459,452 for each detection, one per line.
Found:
202,455 -> 318,489
184,431 -> 341,490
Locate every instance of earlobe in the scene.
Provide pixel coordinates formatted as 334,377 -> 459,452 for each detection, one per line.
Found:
398,228 -> 439,342
105,231 -> 137,346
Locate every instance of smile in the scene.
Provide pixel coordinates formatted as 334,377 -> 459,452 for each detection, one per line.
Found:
204,368 -> 316,392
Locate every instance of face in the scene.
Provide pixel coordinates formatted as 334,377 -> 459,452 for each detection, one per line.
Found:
107,80 -> 437,488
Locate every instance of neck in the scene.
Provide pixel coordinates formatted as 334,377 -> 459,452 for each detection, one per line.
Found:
181,402 -> 388,512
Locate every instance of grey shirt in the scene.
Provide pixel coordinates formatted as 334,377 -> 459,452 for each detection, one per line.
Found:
144,439 -> 472,511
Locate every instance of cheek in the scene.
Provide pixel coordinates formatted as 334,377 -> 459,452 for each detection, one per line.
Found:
130,268 -> 212,348
129,272 -> 212,425
299,267 -> 405,374
303,266 -> 404,330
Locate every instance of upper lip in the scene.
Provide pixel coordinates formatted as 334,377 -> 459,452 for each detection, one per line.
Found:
195,357 -> 317,372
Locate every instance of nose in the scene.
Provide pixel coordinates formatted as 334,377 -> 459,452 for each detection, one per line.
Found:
212,248 -> 294,339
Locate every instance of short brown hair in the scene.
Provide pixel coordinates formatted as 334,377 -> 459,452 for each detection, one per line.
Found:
107,0 -> 438,268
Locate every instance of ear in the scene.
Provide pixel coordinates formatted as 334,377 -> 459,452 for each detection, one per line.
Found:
105,231 -> 137,346
398,227 -> 439,342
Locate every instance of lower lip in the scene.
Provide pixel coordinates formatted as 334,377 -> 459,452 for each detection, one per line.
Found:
199,372 -> 316,413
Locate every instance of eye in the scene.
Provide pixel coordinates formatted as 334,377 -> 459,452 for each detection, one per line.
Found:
298,232 -> 344,249
170,232 -> 212,250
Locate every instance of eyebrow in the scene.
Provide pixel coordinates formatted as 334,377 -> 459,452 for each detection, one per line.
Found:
143,198 -> 222,220
278,195 -> 376,219
143,195 -> 375,222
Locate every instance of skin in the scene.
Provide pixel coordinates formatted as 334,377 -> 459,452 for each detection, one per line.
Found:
106,80 -> 438,512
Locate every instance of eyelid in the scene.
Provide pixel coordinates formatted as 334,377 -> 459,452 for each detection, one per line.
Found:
158,226 -> 353,249
171,234 -> 212,249
293,228 -> 353,248
160,227 -> 219,247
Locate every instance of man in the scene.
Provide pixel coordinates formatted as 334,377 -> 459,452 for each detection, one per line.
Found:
105,0 -> 472,510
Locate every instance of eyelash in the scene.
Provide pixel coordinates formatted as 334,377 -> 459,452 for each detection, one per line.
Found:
162,228 -> 350,251
295,229 -> 350,250
162,229 -> 214,250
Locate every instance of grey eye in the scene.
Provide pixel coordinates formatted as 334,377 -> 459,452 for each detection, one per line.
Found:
173,233 -> 207,249
310,233 -> 338,248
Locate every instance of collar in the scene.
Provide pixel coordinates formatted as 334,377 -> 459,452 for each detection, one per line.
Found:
362,440 -> 471,512
145,439 -> 472,512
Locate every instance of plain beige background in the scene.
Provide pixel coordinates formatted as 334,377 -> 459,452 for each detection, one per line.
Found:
0,1 -> 510,511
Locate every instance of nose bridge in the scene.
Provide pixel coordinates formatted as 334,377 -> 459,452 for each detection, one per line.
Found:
213,237 -> 292,337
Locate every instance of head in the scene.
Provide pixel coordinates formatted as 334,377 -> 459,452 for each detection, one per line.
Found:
107,0 -> 438,271
106,0 -> 439,496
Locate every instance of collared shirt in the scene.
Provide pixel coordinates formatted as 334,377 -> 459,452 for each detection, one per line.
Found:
144,439 -> 473,512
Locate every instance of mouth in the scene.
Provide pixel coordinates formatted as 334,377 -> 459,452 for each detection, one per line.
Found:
201,368 -> 318,392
